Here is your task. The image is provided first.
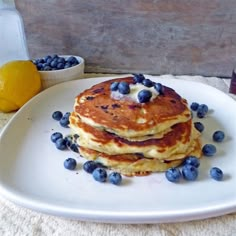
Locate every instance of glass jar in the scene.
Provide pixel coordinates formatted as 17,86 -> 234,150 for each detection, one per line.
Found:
0,0 -> 29,66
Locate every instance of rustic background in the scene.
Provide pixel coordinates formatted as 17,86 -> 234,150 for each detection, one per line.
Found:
15,0 -> 236,77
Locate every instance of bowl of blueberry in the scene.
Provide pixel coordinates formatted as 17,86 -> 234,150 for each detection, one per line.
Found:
33,54 -> 85,89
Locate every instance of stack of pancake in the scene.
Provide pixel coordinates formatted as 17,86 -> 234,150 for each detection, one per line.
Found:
69,76 -> 202,176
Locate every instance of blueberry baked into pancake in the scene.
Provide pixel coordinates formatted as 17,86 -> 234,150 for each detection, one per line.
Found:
69,75 -> 202,176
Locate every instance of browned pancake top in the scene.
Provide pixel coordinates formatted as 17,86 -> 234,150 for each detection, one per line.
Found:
74,77 -> 191,133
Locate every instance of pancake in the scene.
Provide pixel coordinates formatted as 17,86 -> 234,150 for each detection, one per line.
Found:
79,138 -> 202,176
70,112 -> 201,160
73,76 -> 191,138
79,146 -> 183,176
70,75 -> 203,175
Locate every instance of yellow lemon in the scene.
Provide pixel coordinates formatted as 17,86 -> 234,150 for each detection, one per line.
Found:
0,60 -> 42,112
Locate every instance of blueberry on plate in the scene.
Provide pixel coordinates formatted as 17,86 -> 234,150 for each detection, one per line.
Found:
133,74 -> 145,83
59,115 -> 70,128
182,164 -> 198,181
64,112 -> 71,117
64,158 -> 77,170
190,102 -> 199,111
165,167 -> 182,183
55,138 -> 67,150
202,144 -> 217,156
64,136 -> 73,148
213,130 -> 225,142
183,156 -> 200,168
52,111 -> 63,121
194,122 -> 204,133
142,78 -> 153,87
210,167 -> 223,181
118,81 -> 130,94
51,132 -> 63,143
110,81 -> 119,91
108,172 -> 122,185
92,168 -> 107,182
138,90 -> 152,103
83,161 -> 99,174
197,104 -> 208,118
70,143 -> 79,153
73,134 -> 79,140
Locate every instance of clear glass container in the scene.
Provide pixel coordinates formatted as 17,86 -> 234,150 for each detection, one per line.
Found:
0,0 -> 29,66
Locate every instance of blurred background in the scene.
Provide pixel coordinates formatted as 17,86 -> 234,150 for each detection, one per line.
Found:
4,0 -> 236,77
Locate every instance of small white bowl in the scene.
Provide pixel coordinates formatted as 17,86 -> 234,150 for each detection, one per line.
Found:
39,55 -> 85,89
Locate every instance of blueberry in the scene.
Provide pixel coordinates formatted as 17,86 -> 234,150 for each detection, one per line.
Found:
64,158 -> 77,170
67,56 -> 78,64
108,172 -> 122,185
52,111 -> 63,121
154,83 -> 164,94
137,89 -> 152,103
36,58 -> 44,64
44,55 -> 52,61
198,104 -> 208,113
213,130 -> 225,142
83,161 -> 99,173
183,156 -> 200,168
44,65 -> 51,71
133,74 -> 145,83
190,102 -> 199,111
64,62 -> 72,69
70,143 -> 79,153
52,54 -> 59,60
202,144 -> 217,156
57,57 -> 65,64
194,122 -> 204,132
210,167 -> 223,181
55,138 -> 67,150
197,104 -> 208,118
64,112 -> 71,118
72,61 -> 79,66
50,59 -> 58,69
165,168 -> 182,183
45,57 -> 52,64
57,62 -> 64,70
110,81 -> 119,91
36,63 -> 43,70
182,164 -> 198,181
73,134 -> 79,140
92,168 -> 107,182
64,136 -> 73,147
142,78 -> 153,87
118,81 -> 130,94
60,115 -> 70,128
51,132 -> 63,143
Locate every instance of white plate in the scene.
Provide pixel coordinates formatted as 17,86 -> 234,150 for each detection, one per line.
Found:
0,75 -> 236,223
